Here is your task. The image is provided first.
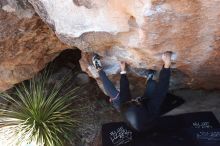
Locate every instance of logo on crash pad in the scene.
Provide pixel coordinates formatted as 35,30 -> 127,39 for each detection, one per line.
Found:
109,126 -> 133,146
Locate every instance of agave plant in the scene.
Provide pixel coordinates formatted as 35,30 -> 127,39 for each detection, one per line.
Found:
0,71 -> 82,146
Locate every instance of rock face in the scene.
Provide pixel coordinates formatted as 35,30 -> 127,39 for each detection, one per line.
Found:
0,0 -> 68,91
1,0 -> 220,92
29,0 -> 220,92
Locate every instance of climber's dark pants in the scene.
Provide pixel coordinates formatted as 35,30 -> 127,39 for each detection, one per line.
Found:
98,68 -> 171,131
98,70 -> 131,111
98,68 -> 170,112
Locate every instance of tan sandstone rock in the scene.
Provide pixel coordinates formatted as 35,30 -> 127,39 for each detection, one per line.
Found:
1,0 -> 220,93
28,0 -> 220,93
0,0 -> 69,91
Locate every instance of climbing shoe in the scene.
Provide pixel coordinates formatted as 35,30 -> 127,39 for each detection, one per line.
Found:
92,53 -> 102,70
146,69 -> 156,80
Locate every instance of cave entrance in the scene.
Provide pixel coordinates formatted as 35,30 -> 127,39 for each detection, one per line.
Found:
44,48 -> 93,86
47,49 -> 82,74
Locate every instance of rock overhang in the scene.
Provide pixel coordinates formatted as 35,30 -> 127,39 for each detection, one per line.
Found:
1,0 -> 220,91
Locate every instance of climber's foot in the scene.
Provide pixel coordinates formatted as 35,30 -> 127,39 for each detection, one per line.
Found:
92,53 -> 102,71
137,69 -> 156,79
146,69 -> 156,80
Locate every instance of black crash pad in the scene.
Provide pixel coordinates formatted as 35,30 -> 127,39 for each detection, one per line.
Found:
102,112 -> 220,146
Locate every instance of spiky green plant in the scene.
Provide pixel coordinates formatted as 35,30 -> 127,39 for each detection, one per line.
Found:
0,71 -> 82,146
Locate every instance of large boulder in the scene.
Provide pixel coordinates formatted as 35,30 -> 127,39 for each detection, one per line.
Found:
0,0 -> 69,91
2,0 -> 220,93
29,0 -> 220,93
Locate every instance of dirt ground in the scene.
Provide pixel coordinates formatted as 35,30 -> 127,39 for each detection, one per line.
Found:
168,90 -> 220,121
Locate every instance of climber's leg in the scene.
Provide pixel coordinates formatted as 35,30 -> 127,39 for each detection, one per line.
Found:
98,70 -> 121,110
146,52 -> 172,115
98,70 -> 119,99
92,54 -> 121,110
142,70 -> 157,99
142,78 -> 157,99
119,73 -> 132,103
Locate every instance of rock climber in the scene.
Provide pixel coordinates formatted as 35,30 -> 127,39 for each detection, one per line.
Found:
92,51 -> 172,132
